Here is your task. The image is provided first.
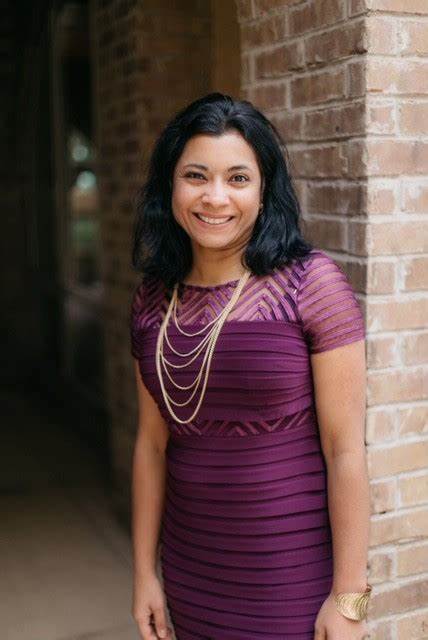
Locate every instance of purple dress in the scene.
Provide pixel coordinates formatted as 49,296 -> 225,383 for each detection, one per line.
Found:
130,248 -> 365,639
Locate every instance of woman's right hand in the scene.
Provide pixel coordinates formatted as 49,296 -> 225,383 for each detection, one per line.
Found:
132,573 -> 174,639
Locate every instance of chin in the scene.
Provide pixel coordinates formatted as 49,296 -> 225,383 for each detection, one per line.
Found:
193,236 -> 233,249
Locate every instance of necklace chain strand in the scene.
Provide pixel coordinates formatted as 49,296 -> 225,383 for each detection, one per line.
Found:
172,292 -> 231,337
156,272 -> 249,413
155,270 -> 251,424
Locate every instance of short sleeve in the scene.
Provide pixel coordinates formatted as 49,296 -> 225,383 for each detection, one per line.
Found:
297,251 -> 365,354
130,280 -> 146,360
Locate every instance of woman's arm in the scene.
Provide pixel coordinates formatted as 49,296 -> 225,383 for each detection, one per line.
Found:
131,359 -> 170,580
311,338 -> 370,594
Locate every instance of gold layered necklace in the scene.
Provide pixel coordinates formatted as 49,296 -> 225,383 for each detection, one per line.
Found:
155,269 -> 251,424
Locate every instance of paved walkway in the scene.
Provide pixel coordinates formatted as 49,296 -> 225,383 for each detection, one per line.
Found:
1,387 -> 145,640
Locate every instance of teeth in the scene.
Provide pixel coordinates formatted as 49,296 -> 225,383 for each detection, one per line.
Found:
197,214 -> 232,225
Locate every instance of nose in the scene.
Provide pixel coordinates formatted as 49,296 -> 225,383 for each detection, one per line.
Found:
201,179 -> 230,207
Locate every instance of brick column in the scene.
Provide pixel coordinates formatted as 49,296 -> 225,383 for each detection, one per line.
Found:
360,3 -> 428,638
238,0 -> 428,637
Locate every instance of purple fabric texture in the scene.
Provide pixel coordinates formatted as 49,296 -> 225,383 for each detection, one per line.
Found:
130,248 -> 365,639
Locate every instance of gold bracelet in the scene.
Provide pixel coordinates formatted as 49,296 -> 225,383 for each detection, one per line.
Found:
334,583 -> 372,621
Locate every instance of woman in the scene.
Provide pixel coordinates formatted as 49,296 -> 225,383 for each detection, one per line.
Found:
130,93 -> 371,640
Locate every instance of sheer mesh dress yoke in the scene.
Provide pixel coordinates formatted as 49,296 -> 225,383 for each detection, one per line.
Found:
130,248 -> 366,639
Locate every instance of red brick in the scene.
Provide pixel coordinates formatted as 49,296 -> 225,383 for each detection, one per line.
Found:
235,0 -> 254,21
367,297 -> 427,332
336,254 -> 367,292
398,405 -> 428,437
347,60 -> 366,98
367,0 -> 428,13
366,408 -> 396,443
346,217 -> 367,254
239,86 -> 251,102
241,53 -> 251,84
366,221 -> 428,255
367,59 -> 428,94
346,259 -> 367,293
292,178 -> 306,207
254,0 -> 295,17
399,473 -> 428,507
349,0 -> 369,17
304,20 -> 366,65
291,67 -> 346,107
240,14 -> 287,50
347,139 -> 367,179
367,182 -> 397,215
349,220 -> 428,256
289,0 -> 345,35
403,182 -> 428,213
397,543 -> 428,576
368,365 -> 428,404
367,333 -> 397,369
290,143 -> 348,178
255,41 -> 304,78
304,101 -> 365,139
370,478 -> 397,513
306,182 -> 366,215
399,20 -> 428,55
250,83 -> 287,111
397,610 -> 428,638
366,16 -> 399,54
367,620 -> 394,639
403,256 -> 428,291
399,102 -> 428,136
370,578 -> 428,618
367,101 -> 396,135
368,440 -> 428,476
402,331 -> 428,366
270,110 -> 304,142
368,140 -> 428,176
302,217 -> 347,250
368,549 -> 395,582
367,261 -> 396,295
370,509 -> 428,546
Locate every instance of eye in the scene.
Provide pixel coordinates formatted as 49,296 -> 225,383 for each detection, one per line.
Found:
184,171 -> 205,180
231,174 -> 249,183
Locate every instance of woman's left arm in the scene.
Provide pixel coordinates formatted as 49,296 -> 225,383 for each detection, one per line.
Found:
311,338 -> 371,639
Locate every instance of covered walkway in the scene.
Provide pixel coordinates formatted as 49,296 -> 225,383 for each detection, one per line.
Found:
1,387 -> 140,640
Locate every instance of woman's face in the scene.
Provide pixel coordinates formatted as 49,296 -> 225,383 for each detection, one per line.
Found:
171,131 -> 264,252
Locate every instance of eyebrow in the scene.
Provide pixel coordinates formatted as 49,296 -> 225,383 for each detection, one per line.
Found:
183,163 -> 252,172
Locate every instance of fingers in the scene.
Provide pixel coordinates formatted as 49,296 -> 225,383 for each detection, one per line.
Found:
152,605 -> 170,638
136,611 -> 173,640
136,618 -> 158,640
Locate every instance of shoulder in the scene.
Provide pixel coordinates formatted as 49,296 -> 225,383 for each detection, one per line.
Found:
292,248 -> 353,289
130,274 -> 165,321
293,249 -> 365,351
130,275 -> 166,359
297,247 -> 337,272
273,247 -> 335,285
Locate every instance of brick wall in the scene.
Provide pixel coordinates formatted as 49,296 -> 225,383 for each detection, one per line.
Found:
238,0 -> 427,637
239,0 -> 367,282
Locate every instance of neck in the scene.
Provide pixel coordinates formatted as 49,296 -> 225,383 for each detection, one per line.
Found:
183,254 -> 248,287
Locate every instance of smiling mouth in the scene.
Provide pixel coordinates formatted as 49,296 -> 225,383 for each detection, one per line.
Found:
193,212 -> 234,226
